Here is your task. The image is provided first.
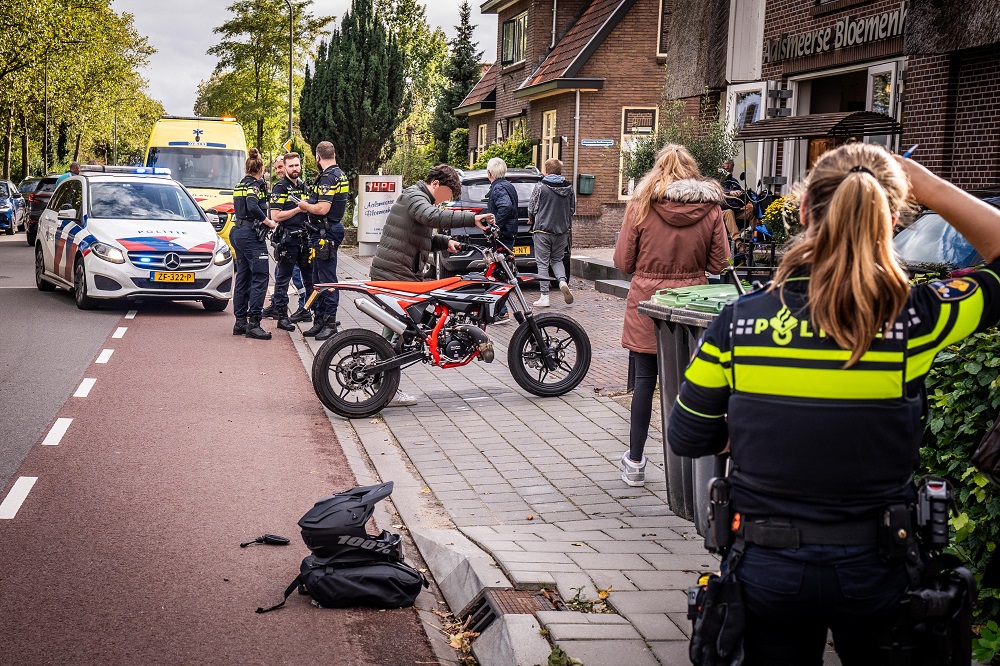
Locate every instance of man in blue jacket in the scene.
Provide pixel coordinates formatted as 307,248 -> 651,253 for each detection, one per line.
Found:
486,157 -> 518,323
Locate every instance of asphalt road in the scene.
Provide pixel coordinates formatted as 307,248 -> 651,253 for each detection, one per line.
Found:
0,232 -> 435,664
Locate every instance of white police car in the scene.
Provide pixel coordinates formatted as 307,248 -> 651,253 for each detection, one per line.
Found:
34,165 -> 234,310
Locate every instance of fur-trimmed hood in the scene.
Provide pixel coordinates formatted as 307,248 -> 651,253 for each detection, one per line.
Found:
652,178 -> 724,228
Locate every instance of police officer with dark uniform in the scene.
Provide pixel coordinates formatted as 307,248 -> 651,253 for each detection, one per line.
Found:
267,151 -> 313,333
669,143 -> 1000,665
295,141 -> 349,341
231,148 -> 276,340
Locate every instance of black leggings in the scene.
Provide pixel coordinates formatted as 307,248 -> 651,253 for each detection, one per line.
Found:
629,351 -> 658,462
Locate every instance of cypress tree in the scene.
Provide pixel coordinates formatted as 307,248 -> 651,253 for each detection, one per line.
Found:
299,0 -> 409,181
430,1 -> 483,164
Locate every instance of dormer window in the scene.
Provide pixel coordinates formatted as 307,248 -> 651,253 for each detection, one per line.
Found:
501,12 -> 528,66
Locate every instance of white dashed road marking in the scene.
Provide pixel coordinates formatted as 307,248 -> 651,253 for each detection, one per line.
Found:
125,310 -> 138,319
96,349 -> 114,364
113,327 -> 127,339
73,378 -> 97,398
41,418 -> 73,446
0,477 -> 38,519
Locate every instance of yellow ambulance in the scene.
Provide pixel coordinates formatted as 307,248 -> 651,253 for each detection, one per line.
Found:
144,115 -> 248,248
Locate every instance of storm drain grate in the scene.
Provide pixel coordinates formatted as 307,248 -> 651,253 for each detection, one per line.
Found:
459,588 -> 563,634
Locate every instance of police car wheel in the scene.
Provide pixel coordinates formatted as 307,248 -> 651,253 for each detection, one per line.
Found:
35,245 -> 55,292
202,298 -> 229,312
73,258 -> 99,310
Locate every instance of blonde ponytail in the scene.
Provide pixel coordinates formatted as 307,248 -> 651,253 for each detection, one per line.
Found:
774,143 -> 911,366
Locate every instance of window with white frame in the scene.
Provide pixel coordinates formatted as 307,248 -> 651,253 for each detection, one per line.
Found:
726,82 -> 767,190
541,111 -> 557,162
477,124 -> 488,158
501,12 -> 528,66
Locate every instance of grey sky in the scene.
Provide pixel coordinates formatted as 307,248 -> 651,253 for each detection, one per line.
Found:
114,1 -> 498,115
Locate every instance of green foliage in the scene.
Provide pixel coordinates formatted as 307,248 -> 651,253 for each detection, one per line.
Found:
430,1 -> 482,163
199,0 -> 331,152
621,77 -> 736,186
300,0 -> 411,183
761,196 -> 802,242
921,330 -> 1000,627
471,129 -> 533,170
974,620 -> 1000,663
547,646 -> 583,666
449,128 -> 470,167
382,141 -> 436,188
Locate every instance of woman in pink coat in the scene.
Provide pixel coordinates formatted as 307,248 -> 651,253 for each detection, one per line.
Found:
613,144 -> 731,486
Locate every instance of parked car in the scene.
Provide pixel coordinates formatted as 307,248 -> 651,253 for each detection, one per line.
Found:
434,167 -> 574,280
34,165 -> 233,310
893,195 -> 1000,276
0,179 -> 26,235
19,175 -> 59,246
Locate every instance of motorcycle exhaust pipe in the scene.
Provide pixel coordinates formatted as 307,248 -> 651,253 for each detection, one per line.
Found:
355,298 -> 408,335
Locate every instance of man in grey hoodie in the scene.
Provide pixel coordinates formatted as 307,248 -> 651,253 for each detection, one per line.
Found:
527,158 -> 575,307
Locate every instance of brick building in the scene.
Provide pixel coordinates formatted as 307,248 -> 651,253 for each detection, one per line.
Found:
456,0 -> 675,247
725,0 -> 1000,192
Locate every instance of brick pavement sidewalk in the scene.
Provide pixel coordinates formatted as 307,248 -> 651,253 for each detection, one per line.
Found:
300,248 -> 717,665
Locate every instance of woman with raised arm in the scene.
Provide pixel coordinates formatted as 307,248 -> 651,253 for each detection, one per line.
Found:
669,142 -> 1000,664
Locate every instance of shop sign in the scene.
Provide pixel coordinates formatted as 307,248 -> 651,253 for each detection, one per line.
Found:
763,2 -> 907,65
357,175 -> 403,243
623,108 -> 656,135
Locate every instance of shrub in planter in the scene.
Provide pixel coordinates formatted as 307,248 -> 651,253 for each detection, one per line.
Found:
760,196 -> 801,243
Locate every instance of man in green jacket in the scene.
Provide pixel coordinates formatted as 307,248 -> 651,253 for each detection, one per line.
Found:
370,165 -> 492,407
371,164 -> 492,282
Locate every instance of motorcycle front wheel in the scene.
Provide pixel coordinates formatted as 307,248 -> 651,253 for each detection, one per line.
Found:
312,328 -> 401,419
507,312 -> 591,397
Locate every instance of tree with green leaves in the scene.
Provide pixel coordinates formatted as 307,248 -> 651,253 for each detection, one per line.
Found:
300,0 -> 410,181
202,0 -> 331,151
429,1 -> 482,164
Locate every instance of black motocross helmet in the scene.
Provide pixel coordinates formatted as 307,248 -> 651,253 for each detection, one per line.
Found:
298,482 -> 403,565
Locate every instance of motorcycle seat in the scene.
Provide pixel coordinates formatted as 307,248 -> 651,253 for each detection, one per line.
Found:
366,277 -> 462,293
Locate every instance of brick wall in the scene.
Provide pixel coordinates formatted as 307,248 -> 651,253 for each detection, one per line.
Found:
903,44 -> 1000,188
572,202 -> 627,247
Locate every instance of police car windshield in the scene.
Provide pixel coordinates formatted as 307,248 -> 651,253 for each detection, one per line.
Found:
89,182 -> 204,221
145,147 -> 245,190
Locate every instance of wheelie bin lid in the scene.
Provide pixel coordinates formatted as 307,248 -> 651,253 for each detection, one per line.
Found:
651,284 -> 739,308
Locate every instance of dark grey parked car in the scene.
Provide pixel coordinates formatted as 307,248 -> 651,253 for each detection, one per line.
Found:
18,175 -> 59,246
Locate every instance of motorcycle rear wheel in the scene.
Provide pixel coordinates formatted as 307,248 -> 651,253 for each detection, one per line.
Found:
312,328 -> 401,419
507,312 -> 591,397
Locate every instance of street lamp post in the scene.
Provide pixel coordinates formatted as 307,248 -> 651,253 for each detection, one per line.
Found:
284,0 -> 294,147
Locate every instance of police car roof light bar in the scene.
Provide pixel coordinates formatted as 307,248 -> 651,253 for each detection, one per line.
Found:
78,165 -> 172,176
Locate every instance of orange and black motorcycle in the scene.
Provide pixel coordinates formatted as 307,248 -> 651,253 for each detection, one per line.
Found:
308,226 -> 591,418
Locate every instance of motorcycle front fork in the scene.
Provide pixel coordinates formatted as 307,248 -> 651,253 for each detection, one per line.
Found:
496,257 -> 553,367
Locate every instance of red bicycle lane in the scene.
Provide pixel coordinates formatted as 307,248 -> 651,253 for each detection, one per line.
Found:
0,304 -> 434,665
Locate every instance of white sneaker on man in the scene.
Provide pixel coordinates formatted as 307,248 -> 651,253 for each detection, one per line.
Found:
388,390 -> 417,408
559,280 -> 574,304
533,294 -> 550,307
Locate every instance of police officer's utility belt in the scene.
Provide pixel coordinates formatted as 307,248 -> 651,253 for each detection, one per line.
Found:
736,515 -> 879,548
234,218 -> 258,227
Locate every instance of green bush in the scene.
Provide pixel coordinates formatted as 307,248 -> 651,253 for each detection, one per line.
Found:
472,129 -> 533,170
448,127 -> 469,167
921,330 -> 1000,629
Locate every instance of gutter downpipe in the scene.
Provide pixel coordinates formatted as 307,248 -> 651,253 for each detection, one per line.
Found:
573,88 -> 580,201
551,0 -> 558,49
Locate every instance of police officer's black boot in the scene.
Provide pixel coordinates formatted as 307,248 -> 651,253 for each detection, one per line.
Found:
260,302 -> 281,320
233,317 -> 248,336
302,312 -> 325,337
289,306 -> 312,324
276,307 -> 295,332
314,316 -> 339,341
244,315 -> 272,340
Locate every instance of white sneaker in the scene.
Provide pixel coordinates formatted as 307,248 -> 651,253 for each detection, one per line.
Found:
533,294 -> 550,307
559,280 -> 574,304
620,453 -> 647,487
388,390 -> 417,408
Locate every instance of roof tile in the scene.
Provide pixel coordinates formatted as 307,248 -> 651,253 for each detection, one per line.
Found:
459,63 -> 499,108
521,0 -> 624,89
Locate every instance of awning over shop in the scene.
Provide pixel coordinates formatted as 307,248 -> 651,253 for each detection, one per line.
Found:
734,111 -> 903,142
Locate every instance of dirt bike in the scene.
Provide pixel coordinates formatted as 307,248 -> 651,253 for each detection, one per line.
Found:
307,226 -> 592,419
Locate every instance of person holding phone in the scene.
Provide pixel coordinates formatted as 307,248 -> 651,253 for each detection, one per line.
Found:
669,142 -> 1000,664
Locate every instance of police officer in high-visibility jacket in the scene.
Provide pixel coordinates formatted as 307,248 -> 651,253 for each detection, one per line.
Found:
268,152 -> 313,333
296,141 -> 349,341
230,148 -> 276,340
669,143 -> 1000,665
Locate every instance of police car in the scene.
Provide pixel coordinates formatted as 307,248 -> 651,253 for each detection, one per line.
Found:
34,165 -> 234,310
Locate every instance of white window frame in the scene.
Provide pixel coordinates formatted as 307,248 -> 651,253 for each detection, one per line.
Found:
477,124 -> 488,158
725,81 -> 768,191
541,110 -> 557,163
501,12 -> 528,67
